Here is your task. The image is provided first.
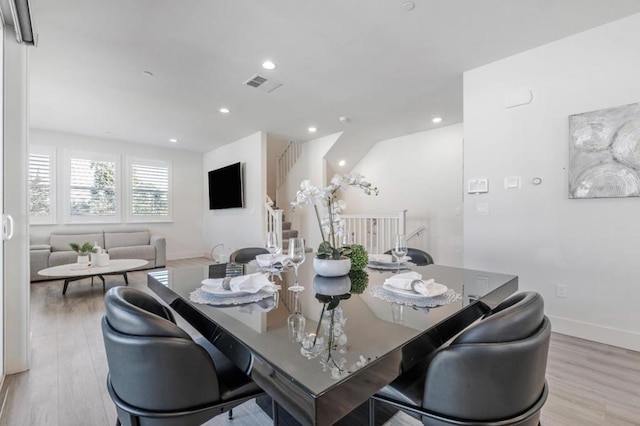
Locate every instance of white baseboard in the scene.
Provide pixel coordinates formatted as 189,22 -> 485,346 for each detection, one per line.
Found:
166,251 -> 208,261
548,315 -> 640,352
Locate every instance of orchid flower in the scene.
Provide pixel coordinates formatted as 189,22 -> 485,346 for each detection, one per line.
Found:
290,173 -> 378,259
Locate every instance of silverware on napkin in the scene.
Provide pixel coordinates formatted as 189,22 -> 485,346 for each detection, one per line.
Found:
222,276 -> 232,290
410,279 -> 435,295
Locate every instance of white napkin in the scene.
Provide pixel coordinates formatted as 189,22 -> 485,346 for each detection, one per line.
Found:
255,254 -> 290,268
201,273 -> 276,293
384,271 -> 435,296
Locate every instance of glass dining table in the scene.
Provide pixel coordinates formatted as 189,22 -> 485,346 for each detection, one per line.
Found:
147,260 -> 518,426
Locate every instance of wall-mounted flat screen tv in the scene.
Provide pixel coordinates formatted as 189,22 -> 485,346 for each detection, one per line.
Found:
208,162 -> 244,209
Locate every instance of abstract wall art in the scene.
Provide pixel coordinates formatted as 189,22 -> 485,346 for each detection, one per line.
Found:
569,103 -> 640,199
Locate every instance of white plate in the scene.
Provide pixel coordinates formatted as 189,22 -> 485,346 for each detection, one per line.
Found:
368,254 -> 411,265
367,262 -> 412,271
200,284 -> 249,298
382,282 -> 448,298
250,257 -> 291,271
255,254 -> 290,266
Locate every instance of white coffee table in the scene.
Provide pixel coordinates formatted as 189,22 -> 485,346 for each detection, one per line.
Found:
38,259 -> 148,295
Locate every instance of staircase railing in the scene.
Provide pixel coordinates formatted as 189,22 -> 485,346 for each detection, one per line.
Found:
406,225 -> 426,242
277,141 -> 301,187
265,200 -> 283,247
341,210 -> 406,254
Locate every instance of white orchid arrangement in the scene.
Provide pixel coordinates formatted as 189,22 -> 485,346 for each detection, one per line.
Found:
299,302 -> 369,380
291,173 -> 378,260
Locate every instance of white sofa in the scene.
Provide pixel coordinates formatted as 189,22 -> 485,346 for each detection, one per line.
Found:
30,227 -> 166,282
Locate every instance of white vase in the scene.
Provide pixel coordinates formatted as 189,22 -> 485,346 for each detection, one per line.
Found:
77,255 -> 89,264
313,257 -> 351,277
313,274 -> 351,295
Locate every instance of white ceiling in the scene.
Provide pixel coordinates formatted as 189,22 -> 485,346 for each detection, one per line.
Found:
28,0 -> 640,161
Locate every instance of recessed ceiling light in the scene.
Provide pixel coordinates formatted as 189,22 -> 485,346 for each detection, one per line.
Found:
308,127 -> 317,133
432,116 -> 443,124
169,138 -> 178,143
402,1 -> 416,11
143,70 -> 154,77
338,160 -> 346,167
219,107 -> 230,114
262,60 -> 276,70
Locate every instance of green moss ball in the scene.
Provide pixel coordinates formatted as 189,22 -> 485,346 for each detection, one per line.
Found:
349,270 -> 369,294
344,244 -> 368,271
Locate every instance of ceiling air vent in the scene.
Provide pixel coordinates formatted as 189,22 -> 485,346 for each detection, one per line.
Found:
243,74 -> 283,93
245,75 -> 267,88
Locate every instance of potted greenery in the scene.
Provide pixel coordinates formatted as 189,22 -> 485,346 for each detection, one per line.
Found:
342,244 -> 368,272
291,174 -> 378,277
69,242 -> 94,264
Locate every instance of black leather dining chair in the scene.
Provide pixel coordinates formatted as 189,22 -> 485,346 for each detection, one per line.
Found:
384,247 -> 434,266
369,291 -> 551,426
101,286 -> 267,426
229,247 -> 270,263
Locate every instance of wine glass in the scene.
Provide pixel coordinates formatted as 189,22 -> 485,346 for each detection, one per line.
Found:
392,234 -> 407,273
288,237 -> 306,292
266,231 -> 280,269
287,293 -> 306,342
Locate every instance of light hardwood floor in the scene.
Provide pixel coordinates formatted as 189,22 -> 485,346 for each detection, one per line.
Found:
1,258 -> 639,425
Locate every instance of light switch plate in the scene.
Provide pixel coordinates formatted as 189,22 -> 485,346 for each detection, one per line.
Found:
468,178 -> 489,194
504,176 -> 521,189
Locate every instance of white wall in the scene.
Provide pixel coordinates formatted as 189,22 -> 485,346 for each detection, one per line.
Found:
29,129 -> 204,260
278,133 -> 340,250
341,125 -> 464,266
202,132 -> 266,256
266,134 -> 289,203
463,13 -> 640,350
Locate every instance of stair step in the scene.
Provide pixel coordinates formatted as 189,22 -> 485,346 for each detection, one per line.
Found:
282,221 -> 292,231
282,236 -> 313,254
282,229 -> 298,239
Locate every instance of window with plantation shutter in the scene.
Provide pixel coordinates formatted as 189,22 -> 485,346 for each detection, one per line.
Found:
128,159 -> 172,222
64,150 -> 121,223
29,146 -> 56,224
